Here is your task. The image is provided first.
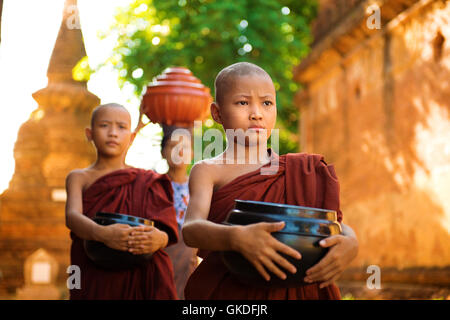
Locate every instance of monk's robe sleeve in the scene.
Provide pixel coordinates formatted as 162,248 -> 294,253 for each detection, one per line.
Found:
316,159 -> 343,223
285,153 -> 343,223
145,175 -> 179,247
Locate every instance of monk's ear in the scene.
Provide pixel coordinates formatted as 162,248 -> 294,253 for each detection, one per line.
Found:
210,102 -> 222,124
85,127 -> 93,142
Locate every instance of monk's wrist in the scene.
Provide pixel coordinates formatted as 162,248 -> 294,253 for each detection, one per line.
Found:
158,230 -> 169,249
93,224 -> 107,242
229,225 -> 245,252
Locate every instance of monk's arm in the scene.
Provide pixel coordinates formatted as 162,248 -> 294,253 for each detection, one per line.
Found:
183,163 -> 301,281
65,171 -> 106,241
65,171 -> 130,248
182,163 -> 240,251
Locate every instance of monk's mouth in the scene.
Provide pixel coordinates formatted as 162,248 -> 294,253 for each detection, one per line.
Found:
248,128 -> 266,132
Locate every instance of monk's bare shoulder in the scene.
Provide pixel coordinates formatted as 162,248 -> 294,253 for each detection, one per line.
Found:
188,159 -> 222,191
189,160 -> 217,180
65,168 -> 95,191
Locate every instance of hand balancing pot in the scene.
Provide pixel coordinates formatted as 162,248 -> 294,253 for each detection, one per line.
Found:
221,200 -> 342,287
84,212 -> 154,270
141,67 -> 212,127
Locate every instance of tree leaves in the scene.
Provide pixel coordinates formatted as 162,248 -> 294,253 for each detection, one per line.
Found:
99,0 -> 317,153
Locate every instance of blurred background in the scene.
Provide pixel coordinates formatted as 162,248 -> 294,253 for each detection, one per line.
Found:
0,0 -> 449,299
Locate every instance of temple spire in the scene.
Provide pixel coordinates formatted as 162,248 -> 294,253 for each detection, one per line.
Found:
32,0 -> 99,111
46,0 -> 86,84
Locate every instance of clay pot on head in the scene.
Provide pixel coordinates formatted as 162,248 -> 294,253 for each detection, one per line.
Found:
221,200 -> 342,287
141,67 -> 212,127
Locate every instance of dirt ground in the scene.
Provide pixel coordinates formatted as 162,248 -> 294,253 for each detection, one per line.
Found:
338,281 -> 450,300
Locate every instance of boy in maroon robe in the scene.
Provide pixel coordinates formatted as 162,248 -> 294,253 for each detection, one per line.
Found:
182,63 -> 359,299
65,103 -> 178,299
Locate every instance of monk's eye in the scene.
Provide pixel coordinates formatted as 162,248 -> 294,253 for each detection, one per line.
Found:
237,101 -> 248,106
99,123 -> 108,128
263,101 -> 273,106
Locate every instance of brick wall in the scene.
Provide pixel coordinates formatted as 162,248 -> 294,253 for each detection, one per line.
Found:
296,1 -> 450,271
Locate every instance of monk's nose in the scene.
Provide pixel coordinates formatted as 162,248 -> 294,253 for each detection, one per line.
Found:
108,127 -> 118,137
249,105 -> 263,120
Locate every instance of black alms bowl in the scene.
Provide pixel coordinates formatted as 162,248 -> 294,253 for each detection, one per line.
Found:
221,200 -> 342,287
83,212 -> 154,270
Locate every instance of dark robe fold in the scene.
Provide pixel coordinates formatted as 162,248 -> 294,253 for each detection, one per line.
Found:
70,168 -> 178,300
184,151 -> 343,300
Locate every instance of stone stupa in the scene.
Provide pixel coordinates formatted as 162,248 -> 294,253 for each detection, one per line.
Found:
0,0 -> 100,297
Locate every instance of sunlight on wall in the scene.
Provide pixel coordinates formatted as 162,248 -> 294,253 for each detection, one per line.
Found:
414,102 -> 450,233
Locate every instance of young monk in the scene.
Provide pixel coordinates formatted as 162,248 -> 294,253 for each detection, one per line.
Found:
65,103 -> 178,300
160,125 -> 198,300
182,62 -> 359,299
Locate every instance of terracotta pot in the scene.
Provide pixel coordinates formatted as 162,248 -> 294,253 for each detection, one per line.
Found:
141,67 -> 212,127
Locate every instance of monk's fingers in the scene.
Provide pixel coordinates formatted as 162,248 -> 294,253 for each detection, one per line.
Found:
129,248 -> 144,255
130,226 -> 154,236
116,223 -> 132,229
249,260 -> 271,282
131,225 -> 154,232
270,252 -> 297,274
114,224 -> 133,239
116,223 -> 133,233
259,221 -> 285,233
319,271 -> 341,289
128,238 -> 150,247
304,260 -> 338,283
260,256 -> 287,280
128,242 -> 144,253
129,234 -> 150,242
129,244 -> 155,255
273,240 -> 302,260
305,249 -> 337,276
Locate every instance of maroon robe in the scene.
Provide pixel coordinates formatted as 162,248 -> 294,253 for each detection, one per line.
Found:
184,151 -> 343,300
70,168 -> 178,300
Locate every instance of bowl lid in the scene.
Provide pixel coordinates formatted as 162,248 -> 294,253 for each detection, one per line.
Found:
95,212 -> 154,226
234,200 -> 337,221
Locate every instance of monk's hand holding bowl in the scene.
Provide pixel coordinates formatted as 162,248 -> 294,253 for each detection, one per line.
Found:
232,221 -> 302,282
303,232 -> 359,288
127,225 -> 169,255
98,223 -> 133,252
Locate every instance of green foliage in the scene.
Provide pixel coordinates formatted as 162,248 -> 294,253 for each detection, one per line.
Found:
100,0 -> 317,154
73,56 -> 92,82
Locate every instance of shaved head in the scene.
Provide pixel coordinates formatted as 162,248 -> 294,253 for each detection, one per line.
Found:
214,62 -> 273,106
90,103 -> 130,128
